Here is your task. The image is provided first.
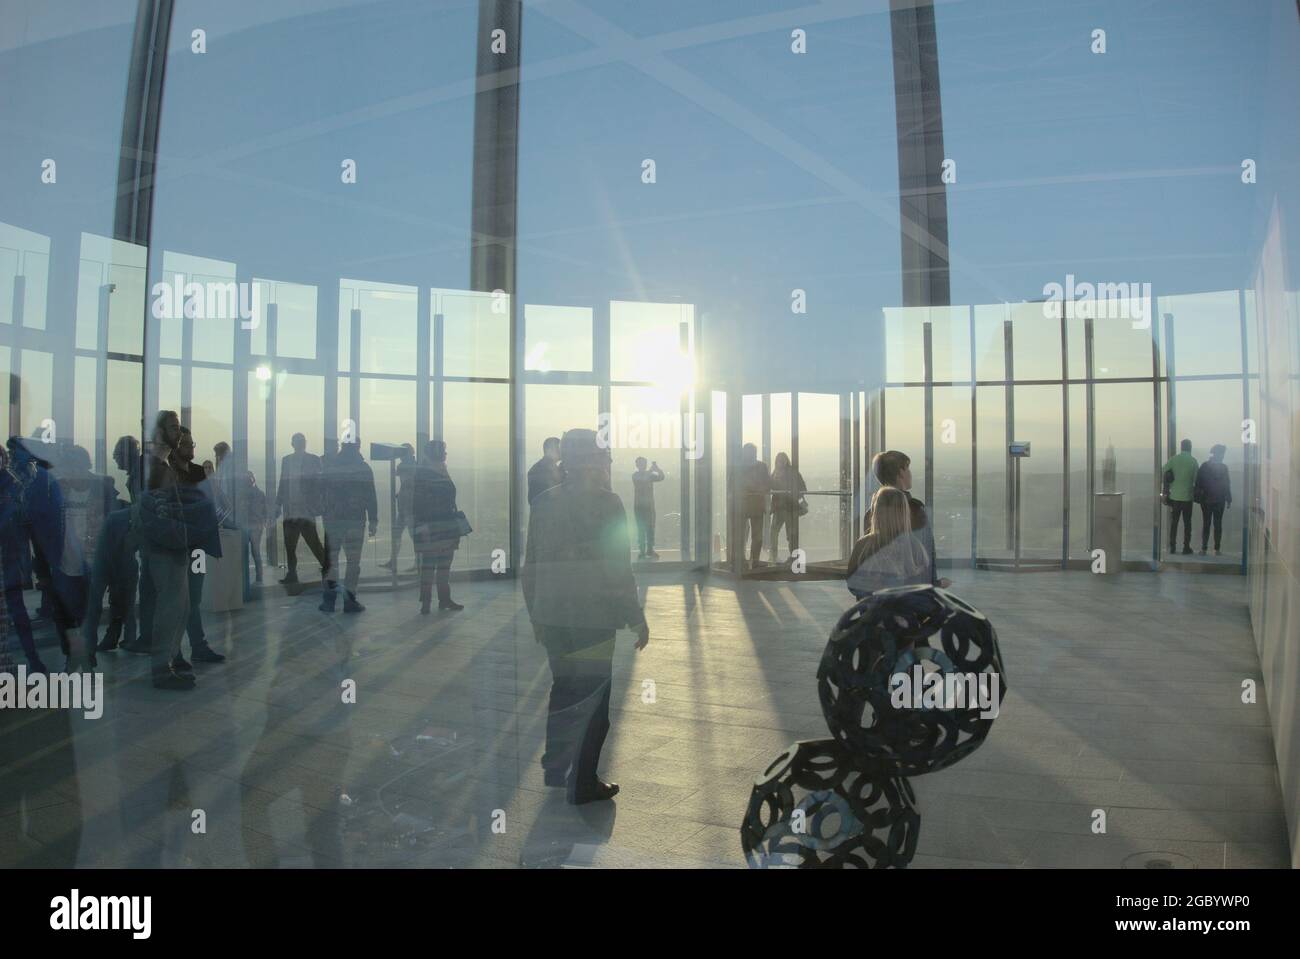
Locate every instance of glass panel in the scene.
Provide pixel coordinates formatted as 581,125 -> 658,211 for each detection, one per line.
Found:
1093,382 -> 1157,560
19,349 -> 53,435
1011,301 -> 1061,381
1161,290 -> 1242,376
1092,310 -> 1155,379
1068,384 -> 1089,560
884,307 -> 926,383
882,387 -> 925,498
442,381 -> 509,571
797,392 -> 843,563
972,305 -> 1007,381
975,385 -> 1008,559
610,301 -> 692,389
930,305 -> 971,383
441,290 -> 509,379
525,304 -> 592,372
932,385 -> 971,563
358,285 -> 418,376
1013,383 -> 1064,559
711,391 -> 727,564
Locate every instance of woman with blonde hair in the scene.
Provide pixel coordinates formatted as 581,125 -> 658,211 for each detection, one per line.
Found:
846,486 -> 931,599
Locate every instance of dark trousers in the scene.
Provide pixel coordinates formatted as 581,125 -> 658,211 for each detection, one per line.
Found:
185,569 -> 210,654
634,504 -> 655,555
537,625 -> 615,786
82,545 -> 138,650
1200,502 -> 1226,551
323,520 -> 364,598
769,509 -> 797,558
245,526 -> 264,579
2,534 -> 40,667
283,517 -> 328,575
743,511 -> 764,564
418,550 -> 453,606
1169,500 -> 1193,551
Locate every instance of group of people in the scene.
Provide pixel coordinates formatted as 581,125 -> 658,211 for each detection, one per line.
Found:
734,445 -> 809,568
1162,439 -> 1233,556
845,449 -> 952,600
0,416 -> 230,687
0,412 -> 472,691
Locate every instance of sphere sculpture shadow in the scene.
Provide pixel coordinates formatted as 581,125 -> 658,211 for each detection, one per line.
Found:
817,584 -> 1007,777
740,739 -> 920,869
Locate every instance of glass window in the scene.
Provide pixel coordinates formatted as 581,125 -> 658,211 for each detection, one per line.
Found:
1161,290 -> 1243,377
525,304 -> 592,372
441,290 -> 509,379
932,385 -> 971,562
1093,382 -> 1157,560
610,301 -> 692,388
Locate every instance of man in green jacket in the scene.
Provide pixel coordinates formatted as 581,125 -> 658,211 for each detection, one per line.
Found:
1162,439 -> 1198,556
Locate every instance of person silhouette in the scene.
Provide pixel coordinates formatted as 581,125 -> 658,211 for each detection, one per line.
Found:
276,432 -> 329,585
523,428 -> 649,804
412,440 -> 463,614
319,440 -> 376,613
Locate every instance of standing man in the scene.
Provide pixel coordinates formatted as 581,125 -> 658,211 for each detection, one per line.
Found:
864,450 -> 951,588
175,427 -> 226,668
276,433 -> 328,585
1162,439 -> 1198,557
319,440 -> 377,613
527,437 -> 561,505
631,457 -> 665,559
1194,443 -> 1232,556
523,429 -> 649,805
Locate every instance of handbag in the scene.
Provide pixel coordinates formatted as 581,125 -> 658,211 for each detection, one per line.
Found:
796,495 -> 810,517
453,510 -> 473,537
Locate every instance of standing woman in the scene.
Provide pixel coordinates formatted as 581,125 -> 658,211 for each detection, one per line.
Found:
768,452 -> 806,564
412,440 -> 464,614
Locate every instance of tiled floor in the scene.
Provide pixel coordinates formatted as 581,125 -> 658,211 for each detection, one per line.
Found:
0,566 -> 1289,868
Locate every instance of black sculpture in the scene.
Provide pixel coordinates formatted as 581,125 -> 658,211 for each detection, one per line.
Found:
740,739 -> 920,869
741,585 -> 1007,868
817,585 -> 1006,777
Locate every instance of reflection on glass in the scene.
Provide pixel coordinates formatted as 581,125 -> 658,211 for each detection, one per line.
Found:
525,304 -> 592,372
1161,290 -> 1242,377
610,301 -> 693,390
441,290 -> 509,379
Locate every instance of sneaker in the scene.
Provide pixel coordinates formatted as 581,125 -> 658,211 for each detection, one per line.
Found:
280,571 -> 299,585
172,655 -> 194,673
343,597 -> 365,613
192,646 -> 225,664
438,600 -> 464,612
647,551 -> 660,559
1182,546 -> 1194,555
96,635 -> 120,653
543,768 -> 568,788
